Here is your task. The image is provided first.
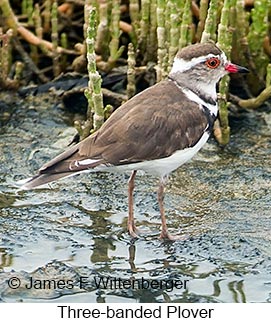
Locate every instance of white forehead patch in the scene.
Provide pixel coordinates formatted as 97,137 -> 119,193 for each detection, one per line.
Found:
170,53 -> 227,74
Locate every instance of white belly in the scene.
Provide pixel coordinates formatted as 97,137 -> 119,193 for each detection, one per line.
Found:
113,131 -> 210,178
62,131 -> 210,180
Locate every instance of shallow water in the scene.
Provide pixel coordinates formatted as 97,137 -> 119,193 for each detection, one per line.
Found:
0,93 -> 270,303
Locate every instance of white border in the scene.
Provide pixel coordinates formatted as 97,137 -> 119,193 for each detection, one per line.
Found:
0,303 -> 270,322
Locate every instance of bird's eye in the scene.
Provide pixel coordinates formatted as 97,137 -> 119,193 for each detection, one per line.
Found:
205,57 -> 220,69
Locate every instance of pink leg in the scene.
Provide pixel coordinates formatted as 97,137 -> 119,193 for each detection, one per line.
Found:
158,177 -> 181,240
157,178 -> 170,239
127,170 -> 138,238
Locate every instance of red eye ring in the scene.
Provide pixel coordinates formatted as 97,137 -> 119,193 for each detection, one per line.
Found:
206,57 -> 220,69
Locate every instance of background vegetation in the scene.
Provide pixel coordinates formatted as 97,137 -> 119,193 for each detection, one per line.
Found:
0,0 -> 271,144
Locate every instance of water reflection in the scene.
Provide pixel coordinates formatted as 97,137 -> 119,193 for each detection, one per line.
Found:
0,248 -> 13,268
228,280 -> 246,303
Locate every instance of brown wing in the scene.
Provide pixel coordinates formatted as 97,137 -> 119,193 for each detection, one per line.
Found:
22,80 -> 209,189
77,79 -> 209,164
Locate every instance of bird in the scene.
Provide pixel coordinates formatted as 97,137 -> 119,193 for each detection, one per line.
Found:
19,42 -> 249,240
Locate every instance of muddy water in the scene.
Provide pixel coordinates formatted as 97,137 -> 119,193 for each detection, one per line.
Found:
0,93 -> 270,302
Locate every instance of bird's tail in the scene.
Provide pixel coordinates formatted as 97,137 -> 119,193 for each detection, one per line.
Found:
16,133 -> 106,190
17,171 -> 75,190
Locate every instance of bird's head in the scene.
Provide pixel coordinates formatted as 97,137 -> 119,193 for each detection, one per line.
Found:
169,42 -> 249,98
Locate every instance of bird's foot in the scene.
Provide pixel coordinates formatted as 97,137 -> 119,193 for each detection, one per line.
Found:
128,223 -> 140,239
159,230 -> 188,241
